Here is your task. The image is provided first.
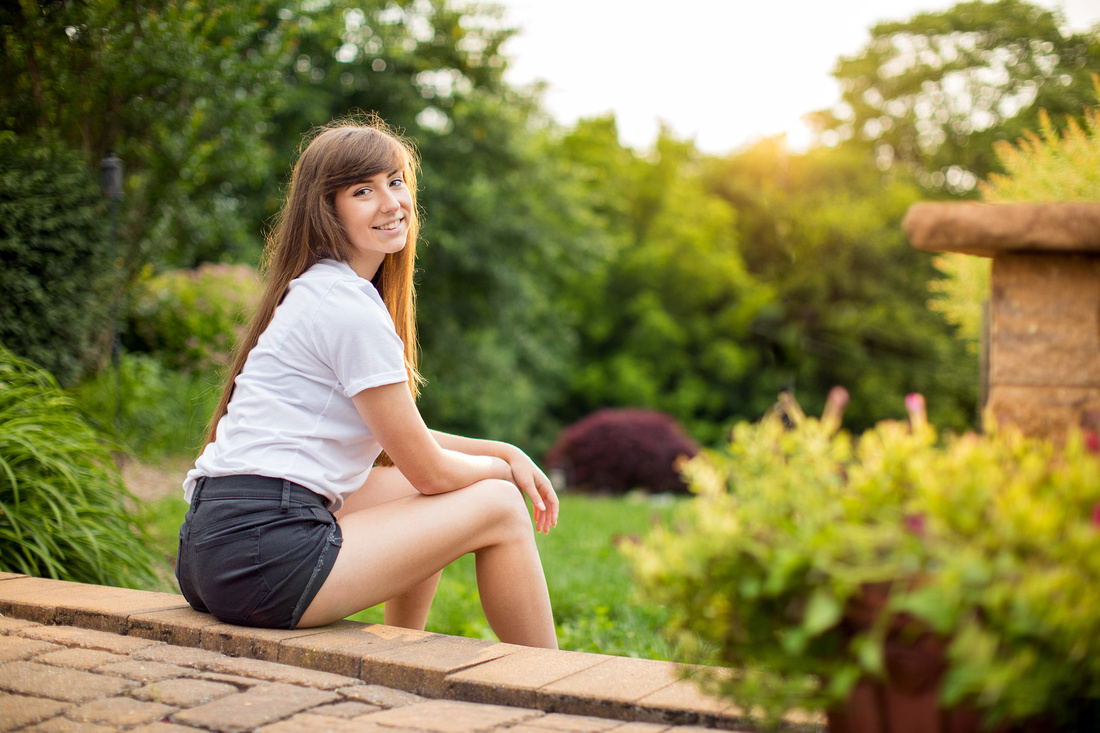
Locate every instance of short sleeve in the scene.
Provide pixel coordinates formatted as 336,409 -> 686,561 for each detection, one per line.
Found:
307,281 -> 408,397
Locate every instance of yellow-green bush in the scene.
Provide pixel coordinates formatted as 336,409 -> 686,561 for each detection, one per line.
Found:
629,393 -> 1100,728
929,75 -> 1100,350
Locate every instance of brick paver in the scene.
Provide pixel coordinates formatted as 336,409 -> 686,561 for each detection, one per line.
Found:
360,634 -> 515,697
131,642 -> 234,669
336,683 -> 425,708
63,696 -> 177,726
0,660 -> 134,702
256,713 -> 392,732
0,614 -> 38,635
364,698 -> 543,732
524,712 -> 622,731
129,606 -> 223,647
0,690 -> 70,731
131,677 -> 239,706
0,635 -> 58,663
20,625 -> 159,654
199,653 -> 361,689
98,659 -> 192,682
128,723 -> 203,733
192,670 -> 269,688
36,647 -> 126,670
22,716 -> 117,732
0,576 -> 185,633
0,577 -> 806,733
446,645 -> 607,708
277,621 -> 430,678
637,678 -> 735,721
604,724 -> 672,733
200,621 -> 331,661
170,682 -> 339,732
310,700 -> 382,717
540,656 -> 680,704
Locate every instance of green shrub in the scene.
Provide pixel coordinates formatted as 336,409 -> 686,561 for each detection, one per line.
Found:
628,393 -> 1100,728
124,263 -> 262,373
0,346 -> 163,589
0,132 -> 113,385
72,352 -> 220,460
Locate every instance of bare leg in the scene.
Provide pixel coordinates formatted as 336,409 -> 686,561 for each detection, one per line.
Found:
334,468 -> 441,630
302,476 -> 556,649
383,570 -> 442,629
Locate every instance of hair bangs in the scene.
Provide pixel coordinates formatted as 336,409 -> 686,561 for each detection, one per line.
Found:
325,127 -> 411,192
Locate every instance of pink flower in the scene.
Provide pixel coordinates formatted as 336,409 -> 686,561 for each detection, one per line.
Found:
1085,430 -> 1100,455
821,386 -> 850,432
905,393 -> 927,434
904,513 -> 926,536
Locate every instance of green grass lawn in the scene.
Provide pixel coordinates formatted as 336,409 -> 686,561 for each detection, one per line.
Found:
143,491 -> 681,660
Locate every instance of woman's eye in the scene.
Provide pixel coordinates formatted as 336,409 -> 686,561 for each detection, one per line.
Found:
389,178 -> 404,188
353,187 -> 370,196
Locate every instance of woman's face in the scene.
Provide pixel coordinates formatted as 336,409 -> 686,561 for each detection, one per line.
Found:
334,167 -> 413,280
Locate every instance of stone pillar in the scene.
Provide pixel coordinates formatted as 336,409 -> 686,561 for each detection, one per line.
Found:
903,201 -> 1100,442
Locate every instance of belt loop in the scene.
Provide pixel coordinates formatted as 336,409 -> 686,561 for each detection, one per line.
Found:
193,476 -> 207,507
281,479 -> 291,512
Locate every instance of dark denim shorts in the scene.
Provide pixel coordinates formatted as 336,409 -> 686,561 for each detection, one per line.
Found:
175,475 -> 343,629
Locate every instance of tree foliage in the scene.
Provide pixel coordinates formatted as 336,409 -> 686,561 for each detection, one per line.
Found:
1,0 -> 996,461
0,132 -> 111,385
809,0 -> 1100,193
0,0 -> 294,271
563,128 -> 773,444
709,140 -> 978,431
930,80 -> 1100,350
267,0 -> 605,452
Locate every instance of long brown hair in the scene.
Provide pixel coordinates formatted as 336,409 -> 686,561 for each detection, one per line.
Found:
204,117 -> 424,447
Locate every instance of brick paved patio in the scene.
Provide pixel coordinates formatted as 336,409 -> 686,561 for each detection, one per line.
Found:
0,573 -> 823,732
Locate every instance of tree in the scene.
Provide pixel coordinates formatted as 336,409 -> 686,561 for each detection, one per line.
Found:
0,133 -> 111,384
559,127 -> 773,445
708,140 -> 978,431
930,81 -> 1100,352
1,0 -> 294,272
266,0 -> 608,453
808,0 -> 1100,194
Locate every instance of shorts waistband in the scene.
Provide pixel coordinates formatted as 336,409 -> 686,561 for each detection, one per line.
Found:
194,475 -> 327,507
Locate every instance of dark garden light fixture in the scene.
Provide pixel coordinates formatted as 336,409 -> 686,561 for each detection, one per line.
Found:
101,150 -> 124,431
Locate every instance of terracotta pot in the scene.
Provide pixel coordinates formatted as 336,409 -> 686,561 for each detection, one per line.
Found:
827,584 -> 1006,733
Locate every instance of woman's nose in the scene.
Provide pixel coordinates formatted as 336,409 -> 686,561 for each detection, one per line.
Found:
380,190 -> 400,211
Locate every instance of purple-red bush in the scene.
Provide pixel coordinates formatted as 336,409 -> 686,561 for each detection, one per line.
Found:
545,409 -> 698,494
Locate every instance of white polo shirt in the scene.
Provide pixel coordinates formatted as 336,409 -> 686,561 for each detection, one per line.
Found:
184,259 -> 408,511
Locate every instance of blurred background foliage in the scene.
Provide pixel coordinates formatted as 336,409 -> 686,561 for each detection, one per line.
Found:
3,0 -> 1098,472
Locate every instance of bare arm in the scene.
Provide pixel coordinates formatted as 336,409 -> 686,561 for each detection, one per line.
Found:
352,383 -> 512,496
352,383 -> 557,532
431,429 -> 559,534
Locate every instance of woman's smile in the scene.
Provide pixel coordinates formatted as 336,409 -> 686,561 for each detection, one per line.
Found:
335,169 -> 414,278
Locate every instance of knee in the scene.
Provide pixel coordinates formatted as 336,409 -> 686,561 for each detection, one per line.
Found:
473,479 -> 531,536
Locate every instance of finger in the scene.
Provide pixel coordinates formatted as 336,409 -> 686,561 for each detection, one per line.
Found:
509,463 -> 546,513
520,478 -> 546,513
535,500 -> 552,534
538,478 -> 559,528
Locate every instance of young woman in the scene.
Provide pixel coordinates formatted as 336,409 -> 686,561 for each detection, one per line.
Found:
176,119 -> 559,649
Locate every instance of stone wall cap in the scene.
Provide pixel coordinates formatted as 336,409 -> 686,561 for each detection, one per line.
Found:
904,201 -> 1100,256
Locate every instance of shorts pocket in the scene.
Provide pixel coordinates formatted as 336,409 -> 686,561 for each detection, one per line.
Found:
193,527 -> 271,624
175,524 -> 207,613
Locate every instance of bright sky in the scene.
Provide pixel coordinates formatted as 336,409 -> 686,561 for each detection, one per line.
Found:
493,0 -> 1100,154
